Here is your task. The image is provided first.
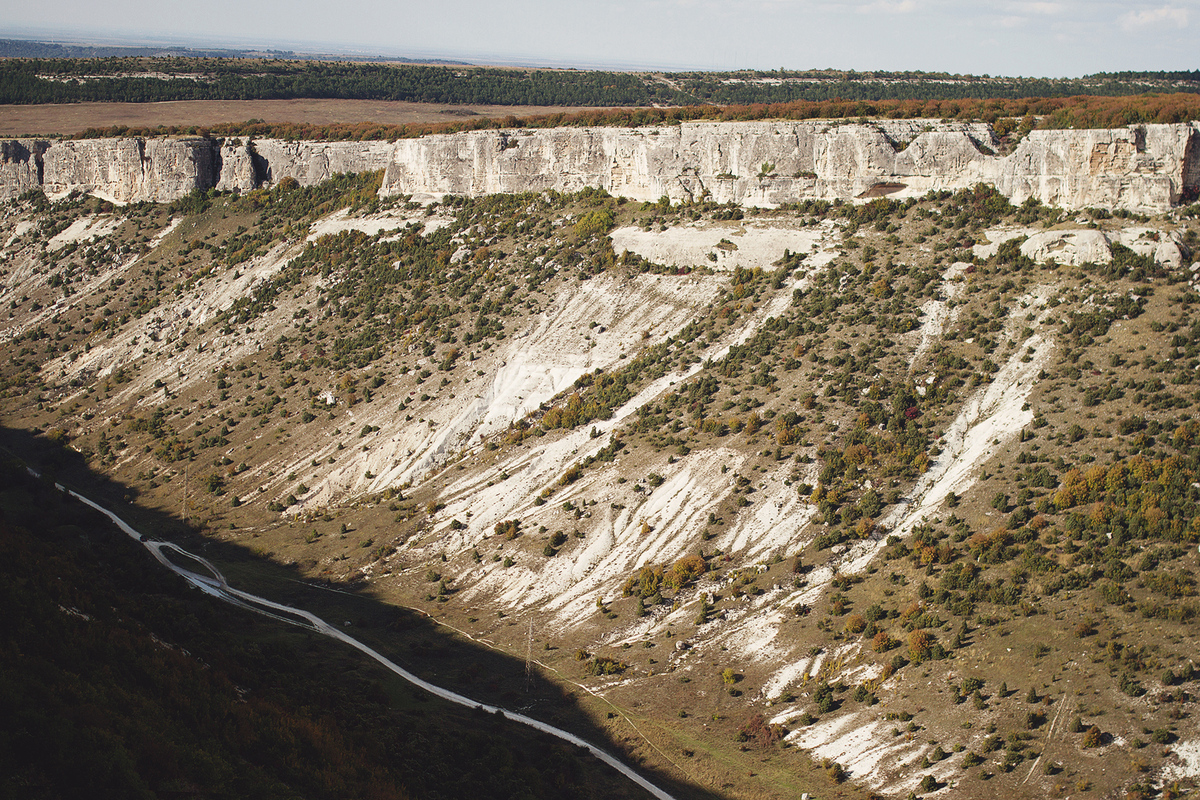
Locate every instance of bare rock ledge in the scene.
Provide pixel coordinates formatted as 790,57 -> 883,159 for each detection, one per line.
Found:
3,119 -> 1199,212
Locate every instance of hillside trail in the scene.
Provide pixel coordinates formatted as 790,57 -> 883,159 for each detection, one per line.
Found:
27,465 -> 680,800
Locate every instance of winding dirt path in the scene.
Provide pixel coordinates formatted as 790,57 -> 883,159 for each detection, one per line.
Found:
33,467 -> 679,800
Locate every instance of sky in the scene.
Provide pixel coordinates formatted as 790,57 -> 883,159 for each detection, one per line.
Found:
3,0 -> 1197,75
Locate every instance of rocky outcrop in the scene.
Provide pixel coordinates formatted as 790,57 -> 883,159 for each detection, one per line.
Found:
975,226 -> 1187,267
380,120 -> 1200,213
0,139 -> 48,199
1019,229 -> 1116,266
39,137 -> 217,204
3,121 -> 1200,211
247,139 -> 394,186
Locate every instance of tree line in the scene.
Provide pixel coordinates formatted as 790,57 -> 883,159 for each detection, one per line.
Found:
3,58 -> 1199,108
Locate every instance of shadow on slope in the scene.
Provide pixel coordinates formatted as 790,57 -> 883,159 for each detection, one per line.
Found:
0,423 -> 725,800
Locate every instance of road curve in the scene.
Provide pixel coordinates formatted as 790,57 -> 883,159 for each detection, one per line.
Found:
40,472 -> 679,800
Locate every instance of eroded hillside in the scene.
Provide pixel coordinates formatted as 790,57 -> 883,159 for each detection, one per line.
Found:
2,176 -> 1198,800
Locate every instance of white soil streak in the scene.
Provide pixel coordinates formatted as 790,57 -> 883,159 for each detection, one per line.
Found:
147,216 -> 183,246
1,217 -> 179,348
792,709 -> 967,794
792,713 -> 927,785
47,214 -> 124,250
742,288 -> 1057,719
718,463 -> 819,562
764,662 -> 814,704
1162,739 -> 1200,782
611,219 -> 835,271
3,219 -> 36,249
792,289 -> 1058,606
881,334 -> 1054,541
306,207 -> 449,241
455,447 -> 743,629
552,451 -> 734,616
909,261 -> 969,368
705,587 -> 812,671
48,238 -> 305,404
302,271 -> 725,509
410,239 -> 843,630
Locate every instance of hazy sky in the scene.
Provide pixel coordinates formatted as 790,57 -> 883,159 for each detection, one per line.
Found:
4,0 -> 1197,75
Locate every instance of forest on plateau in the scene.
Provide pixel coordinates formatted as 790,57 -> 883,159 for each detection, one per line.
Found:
3,58 -> 1200,108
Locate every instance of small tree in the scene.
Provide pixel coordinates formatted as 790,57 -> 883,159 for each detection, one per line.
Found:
814,680 -> 835,713
909,629 -> 935,663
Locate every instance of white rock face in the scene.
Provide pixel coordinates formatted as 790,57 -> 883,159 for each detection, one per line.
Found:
3,120 -> 1200,211
0,140 -> 46,198
1020,229 -> 1113,265
379,120 -> 1200,213
0,136 -> 393,202
989,125 -> 1198,211
380,120 -> 1001,207
245,139 -> 394,187
976,225 -> 1188,267
216,140 -> 257,192
39,137 -> 216,204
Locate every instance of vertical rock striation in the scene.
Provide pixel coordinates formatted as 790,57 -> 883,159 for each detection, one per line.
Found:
379,120 -> 1200,213
38,137 -> 217,204
0,139 -> 48,198
247,139 -> 395,186
2,121 -> 1199,211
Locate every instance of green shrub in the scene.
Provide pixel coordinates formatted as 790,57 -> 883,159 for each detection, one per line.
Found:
574,209 -> 615,238
814,681 -> 835,713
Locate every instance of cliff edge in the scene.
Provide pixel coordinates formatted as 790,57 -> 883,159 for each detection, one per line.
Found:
2,120 -> 1198,212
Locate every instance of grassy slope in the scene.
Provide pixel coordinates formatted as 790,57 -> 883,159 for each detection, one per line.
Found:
1,176 -> 1198,800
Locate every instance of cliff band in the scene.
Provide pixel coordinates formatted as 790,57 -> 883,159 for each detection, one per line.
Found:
3,120 -> 1199,212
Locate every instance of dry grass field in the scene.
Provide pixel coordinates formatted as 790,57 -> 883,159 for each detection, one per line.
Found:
0,98 -> 613,137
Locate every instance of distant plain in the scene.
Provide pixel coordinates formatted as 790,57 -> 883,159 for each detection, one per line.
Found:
0,98 -> 612,136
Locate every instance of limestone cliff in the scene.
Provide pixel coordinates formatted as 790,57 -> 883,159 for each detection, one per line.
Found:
379,120 -> 1200,213
0,139 -> 46,198
989,125 -> 1198,211
247,139 -> 394,186
39,137 -> 216,204
2,120 -> 1199,211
